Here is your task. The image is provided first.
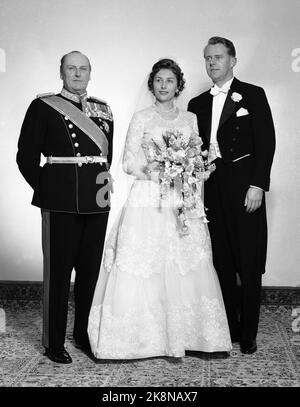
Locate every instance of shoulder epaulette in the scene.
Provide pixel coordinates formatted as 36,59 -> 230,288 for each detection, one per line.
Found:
88,96 -> 107,104
36,92 -> 55,99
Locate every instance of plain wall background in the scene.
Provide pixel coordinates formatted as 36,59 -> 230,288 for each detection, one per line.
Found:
0,0 -> 299,286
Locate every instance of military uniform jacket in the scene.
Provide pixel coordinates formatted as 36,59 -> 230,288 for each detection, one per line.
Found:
17,93 -> 113,213
188,78 -> 276,191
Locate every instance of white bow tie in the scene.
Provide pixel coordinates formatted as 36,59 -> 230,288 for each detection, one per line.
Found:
210,85 -> 230,96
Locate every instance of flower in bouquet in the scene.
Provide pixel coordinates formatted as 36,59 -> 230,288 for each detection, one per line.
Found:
143,129 -> 216,235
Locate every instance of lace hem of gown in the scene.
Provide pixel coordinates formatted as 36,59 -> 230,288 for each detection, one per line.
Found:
88,296 -> 232,359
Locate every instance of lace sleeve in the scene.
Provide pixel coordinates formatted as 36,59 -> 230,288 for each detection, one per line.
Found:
191,112 -> 207,151
122,112 -> 149,179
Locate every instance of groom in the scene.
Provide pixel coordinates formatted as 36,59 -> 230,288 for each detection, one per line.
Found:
188,37 -> 275,354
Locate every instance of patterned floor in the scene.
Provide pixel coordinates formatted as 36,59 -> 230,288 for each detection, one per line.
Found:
0,299 -> 299,389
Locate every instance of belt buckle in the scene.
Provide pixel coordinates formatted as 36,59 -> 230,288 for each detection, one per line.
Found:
85,156 -> 95,164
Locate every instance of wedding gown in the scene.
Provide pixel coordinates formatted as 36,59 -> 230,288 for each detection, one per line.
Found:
88,105 -> 232,359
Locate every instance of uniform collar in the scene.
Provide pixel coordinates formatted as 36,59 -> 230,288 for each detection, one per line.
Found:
60,88 -> 87,103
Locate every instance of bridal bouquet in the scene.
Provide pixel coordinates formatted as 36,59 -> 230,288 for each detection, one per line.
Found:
143,129 -> 216,235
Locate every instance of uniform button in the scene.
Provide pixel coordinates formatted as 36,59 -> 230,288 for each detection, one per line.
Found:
68,124 -> 73,129
78,162 -> 83,167
76,152 -> 81,157
74,142 -> 79,148
64,116 -> 69,120
71,133 -> 76,138
236,126 -> 240,130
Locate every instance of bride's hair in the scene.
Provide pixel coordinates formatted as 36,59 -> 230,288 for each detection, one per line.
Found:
147,58 -> 186,97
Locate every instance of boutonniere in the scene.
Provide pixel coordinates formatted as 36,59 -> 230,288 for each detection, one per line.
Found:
231,92 -> 243,103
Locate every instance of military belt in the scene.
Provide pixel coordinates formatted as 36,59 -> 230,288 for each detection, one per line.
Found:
47,156 -> 107,165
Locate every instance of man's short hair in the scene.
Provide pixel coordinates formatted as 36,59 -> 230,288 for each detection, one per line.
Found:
60,51 -> 91,73
205,36 -> 236,57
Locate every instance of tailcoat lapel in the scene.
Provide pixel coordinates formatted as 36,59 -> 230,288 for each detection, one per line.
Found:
218,78 -> 242,130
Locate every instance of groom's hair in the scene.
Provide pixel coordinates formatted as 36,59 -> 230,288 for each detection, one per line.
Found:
205,36 -> 236,57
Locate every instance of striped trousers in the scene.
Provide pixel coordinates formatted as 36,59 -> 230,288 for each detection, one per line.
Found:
41,210 -> 108,350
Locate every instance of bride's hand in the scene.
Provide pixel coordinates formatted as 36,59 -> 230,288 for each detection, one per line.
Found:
136,167 -> 160,182
135,170 -> 151,180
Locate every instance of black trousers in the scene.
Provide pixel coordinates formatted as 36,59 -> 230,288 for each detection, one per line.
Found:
41,210 -> 108,350
204,157 -> 267,342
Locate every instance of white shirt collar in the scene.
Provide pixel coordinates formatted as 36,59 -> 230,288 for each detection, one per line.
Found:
210,77 -> 235,96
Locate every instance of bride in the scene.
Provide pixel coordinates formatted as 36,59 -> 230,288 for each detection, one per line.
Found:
87,58 -> 232,359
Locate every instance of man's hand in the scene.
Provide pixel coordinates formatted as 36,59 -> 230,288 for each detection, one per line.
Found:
244,187 -> 264,213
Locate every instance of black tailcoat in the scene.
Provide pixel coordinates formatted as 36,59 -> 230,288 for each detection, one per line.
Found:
188,78 -> 275,342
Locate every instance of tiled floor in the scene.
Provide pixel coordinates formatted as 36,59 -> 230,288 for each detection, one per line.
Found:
0,300 -> 299,388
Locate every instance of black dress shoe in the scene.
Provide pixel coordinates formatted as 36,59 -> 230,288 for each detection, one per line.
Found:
74,341 -> 91,353
240,339 -> 257,354
44,348 -> 73,364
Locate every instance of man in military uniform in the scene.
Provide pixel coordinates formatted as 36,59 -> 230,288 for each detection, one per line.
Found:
17,51 -> 113,363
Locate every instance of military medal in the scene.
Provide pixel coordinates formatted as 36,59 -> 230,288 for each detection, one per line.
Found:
103,121 -> 110,132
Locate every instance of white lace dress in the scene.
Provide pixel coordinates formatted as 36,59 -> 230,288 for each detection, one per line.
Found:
88,105 -> 232,359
